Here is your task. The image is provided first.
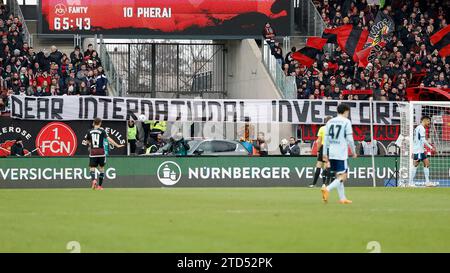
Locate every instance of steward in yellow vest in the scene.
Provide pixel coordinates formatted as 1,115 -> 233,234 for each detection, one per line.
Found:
150,121 -> 167,141
127,120 -> 139,154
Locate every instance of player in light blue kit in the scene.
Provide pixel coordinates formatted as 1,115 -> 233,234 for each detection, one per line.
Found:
411,116 -> 434,187
321,104 -> 357,204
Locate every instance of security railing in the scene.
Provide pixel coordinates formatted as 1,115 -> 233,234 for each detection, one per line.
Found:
293,0 -> 326,36
30,33 -> 81,49
100,41 -> 226,99
98,37 -> 124,97
286,0 -> 333,53
261,40 -> 297,99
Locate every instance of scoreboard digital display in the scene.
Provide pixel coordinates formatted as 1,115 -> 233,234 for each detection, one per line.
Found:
39,0 -> 291,37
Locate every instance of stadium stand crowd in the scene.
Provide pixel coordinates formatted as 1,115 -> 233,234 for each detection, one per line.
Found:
0,3 -> 107,114
264,0 -> 450,101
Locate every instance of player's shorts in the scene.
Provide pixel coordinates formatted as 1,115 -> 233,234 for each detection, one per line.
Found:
89,156 -> 106,167
317,146 -> 324,162
413,153 -> 428,162
329,159 -> 348,175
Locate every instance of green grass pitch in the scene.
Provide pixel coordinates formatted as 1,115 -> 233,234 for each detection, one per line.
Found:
0,187 -> 449,253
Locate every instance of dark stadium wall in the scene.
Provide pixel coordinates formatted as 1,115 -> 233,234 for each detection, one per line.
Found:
0,156 -> 398,188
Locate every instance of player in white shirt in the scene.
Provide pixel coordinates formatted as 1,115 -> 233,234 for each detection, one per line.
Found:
411,116 -> 434,186
321,104 -> 357,204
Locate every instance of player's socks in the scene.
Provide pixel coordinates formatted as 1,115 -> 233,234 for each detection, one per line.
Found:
326,178 -> 341,192
411,166 -> 417,181
99,172 -> 105,186
337,182 -> 346,200
321,169 -> 328,185
424,167 -> 430,183
311,168 -> 321,186
90,171 -> 97,189
326,169 -> 333,185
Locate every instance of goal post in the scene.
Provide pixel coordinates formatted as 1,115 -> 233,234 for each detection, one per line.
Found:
397,101 -> 450,187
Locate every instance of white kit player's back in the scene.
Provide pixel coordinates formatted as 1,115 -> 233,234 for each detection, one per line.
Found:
324,116 -> 353,161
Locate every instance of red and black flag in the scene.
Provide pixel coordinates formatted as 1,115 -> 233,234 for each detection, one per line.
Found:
306,37 -> 328,49
430,25 -> 450,57
356,42 -> 387,68
357,11 -> 395,68
335,24 -> 369,62
364,11 -> 395,48
322,25 -> 369,62
292,37 -> 327,67
322,28 -> 338,44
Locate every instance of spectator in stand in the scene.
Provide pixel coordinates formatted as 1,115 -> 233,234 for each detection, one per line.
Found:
95,67 -> 108,96
49,45 -> 63,66
90,51 -> 102,66
279,137 -> 300,156
70,45 -> 84,68
37,70 -> 51,88
262,22 -> 276,41
273,47 -> 284,66
36,50 -> 51,72
84,43 -> 95,58
436,72 -> 449,87
285,47 -> 297,64
79,81 -> 90,95
27,79 -> 37,96
76,63 -> 88,85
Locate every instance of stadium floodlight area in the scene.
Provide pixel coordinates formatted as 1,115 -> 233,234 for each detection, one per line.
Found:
397,101 -> 450,188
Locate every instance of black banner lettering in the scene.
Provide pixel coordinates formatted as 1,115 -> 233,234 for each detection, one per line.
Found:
9,96 -> 404,125
37,98 -> 49,120
24,97 -> 35,119
112,98 -> 125,120
171,101 -> 185,121
126,99 -> 139,121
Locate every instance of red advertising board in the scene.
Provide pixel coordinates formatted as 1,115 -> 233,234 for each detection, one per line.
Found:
0,117 -> 126,157
40,0 -> 291,37
300,124 -> 401,142
36,122 -> 78,157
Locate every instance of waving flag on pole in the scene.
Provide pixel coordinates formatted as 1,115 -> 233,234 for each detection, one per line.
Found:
365,11 -> 395,47
322,27 -> 338,43
292,37 -> 327,67
322,25 -> 369,62
306,37 -> 328,49
335,25 -> 369,63
357,11 -> 395,67
356,41 -> 387,67
430,25 -> 450,57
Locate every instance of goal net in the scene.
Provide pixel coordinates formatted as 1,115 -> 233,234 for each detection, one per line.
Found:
398,101 -> 450,187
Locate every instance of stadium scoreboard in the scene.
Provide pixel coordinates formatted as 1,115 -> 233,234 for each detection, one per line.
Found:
39,0 -> 291,37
